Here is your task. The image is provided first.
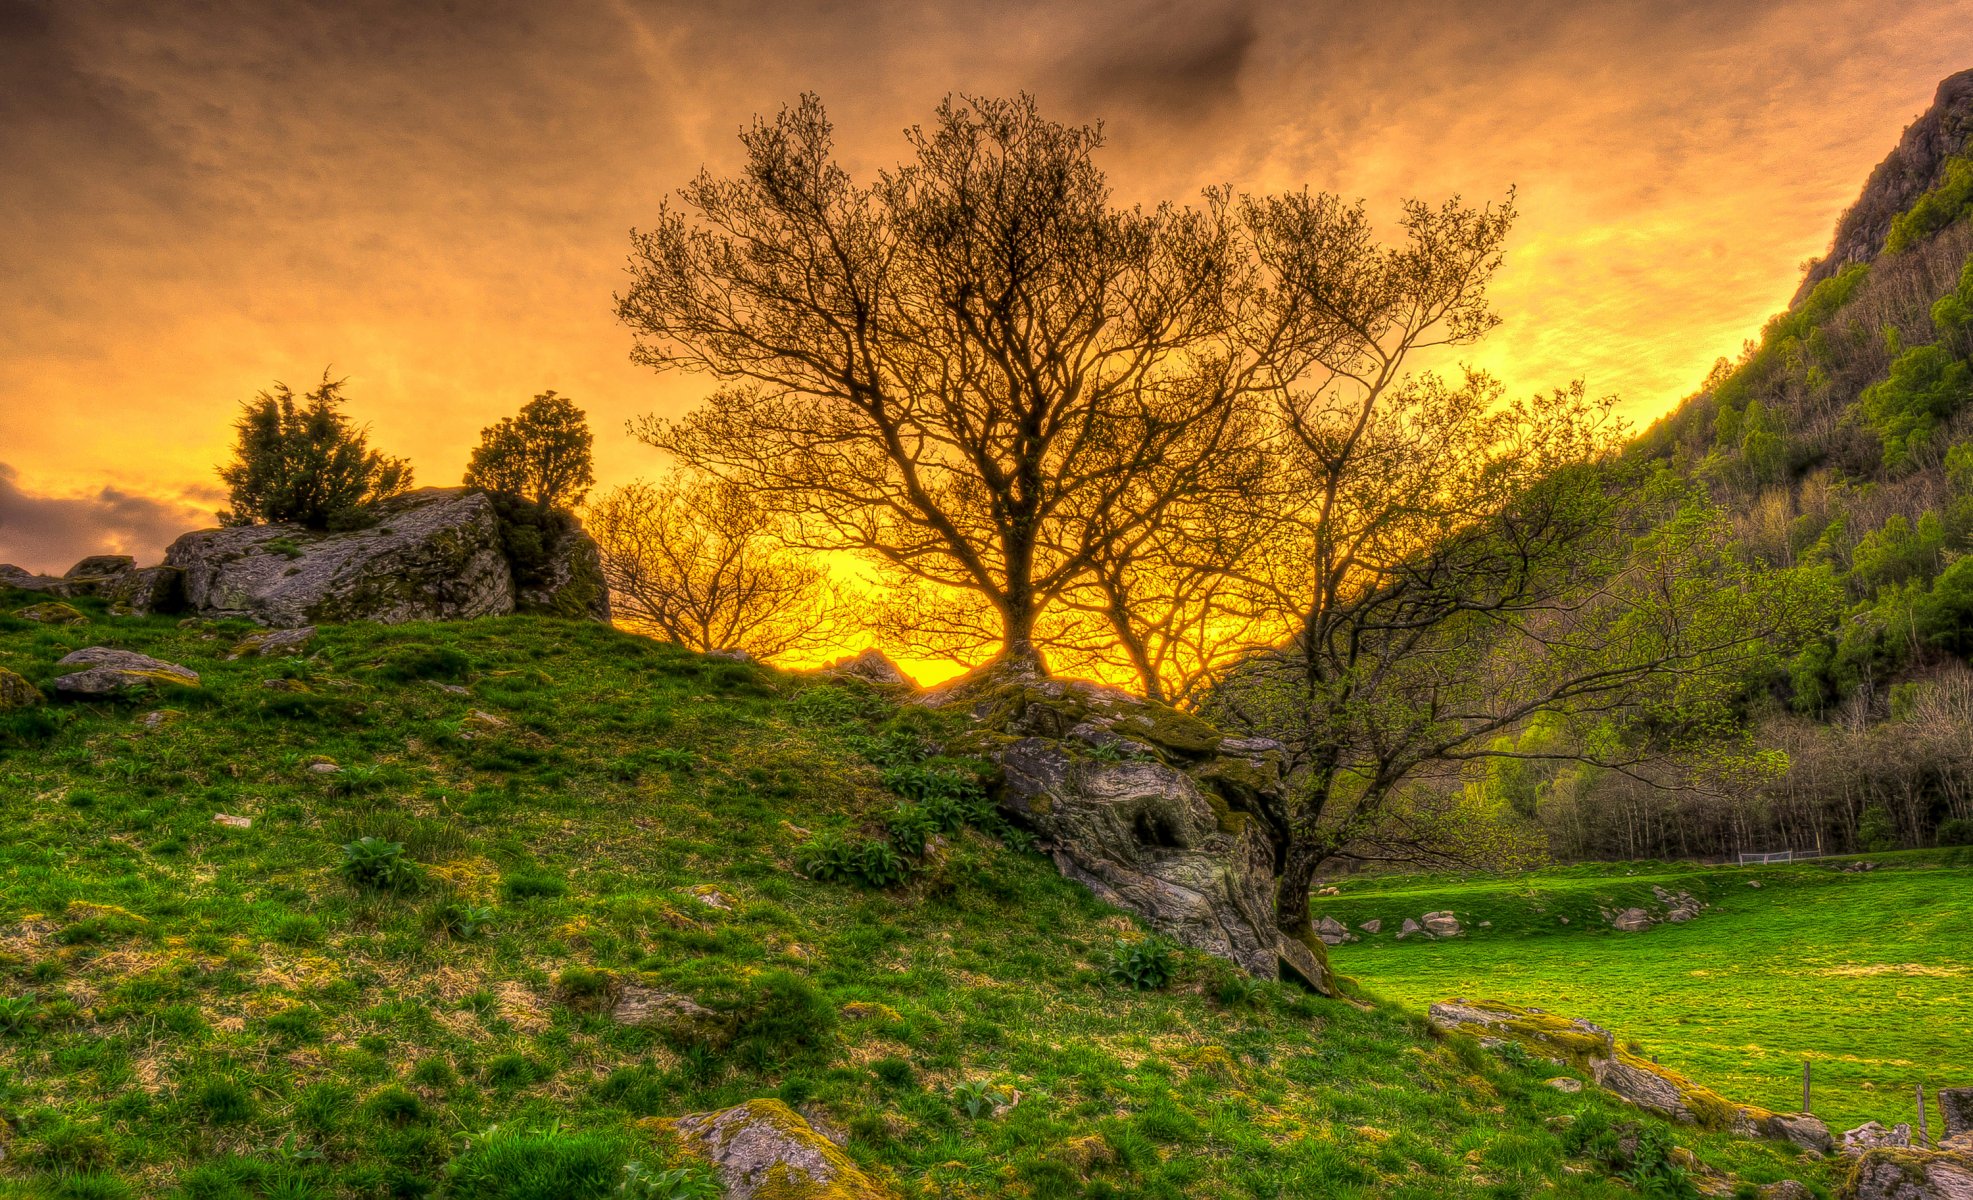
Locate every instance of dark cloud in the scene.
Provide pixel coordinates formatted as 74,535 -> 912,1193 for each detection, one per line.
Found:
0,464 -> 212,574
1058,1 -> 1258,120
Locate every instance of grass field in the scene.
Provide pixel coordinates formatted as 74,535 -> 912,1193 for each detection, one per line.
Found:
0,595 -> 1837,1198
1319,854 -> 1973,1134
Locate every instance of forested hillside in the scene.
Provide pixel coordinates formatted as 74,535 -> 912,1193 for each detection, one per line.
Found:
1564,69 -> 1973,860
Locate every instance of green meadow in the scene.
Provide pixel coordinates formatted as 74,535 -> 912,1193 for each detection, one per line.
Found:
0,598 -> 1837,1198
1320,856 -> 1973,1134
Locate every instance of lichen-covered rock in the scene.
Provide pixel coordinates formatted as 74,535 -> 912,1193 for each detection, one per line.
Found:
1841,1140 -> 1973,1200
1397,918 -> 1422,940
0,668 -> 44,709
62,554 -> 134,590
611,985 -> 720,1037
1611,907 -> 1653,932
512,513 -> 611,621
227,626 -> 317,659
821,648 -> 916,688
1427,999 -> 1830,1152
13,601 -> 87,625
52,647 -> 200,696
1941,1090 -> 1973,1137
1847,1123 -> 1916,1155
654,1098 -> 897,1199
166,488 -> 516,627
0,563 -> 64,592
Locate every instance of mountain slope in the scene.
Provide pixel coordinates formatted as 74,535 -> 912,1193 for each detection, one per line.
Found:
0,596 -> 1831,1198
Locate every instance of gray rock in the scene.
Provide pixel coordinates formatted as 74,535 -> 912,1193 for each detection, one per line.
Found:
929,662 -> 1327,991
211,813 -> 252,829
1843,1143 -> 1973,1200
1,563 -> 63,591
1359,919 -> 1382,934
612,985 -> 719,1036
1316,916 -> 1348,946
512,516 -> 611,621
666,1098 -> 897,1199
1397,918 -> 1423,940
1758,1181 -> 1812,1200
707,647 -> 755,662
821,647 -> 916,688
1548,1077 -> 1584,1093
1942,1088 -> 1973,1137
227,626 -> 317,659
1652,885 -> 1704,922
13,601 -> 86,625
1743,1111 -> 1833,1155
166,488 -> 525,627
1611,907 -> 1653,932
104,565 -> 185,615
0,668 -> 44,709
1845,1122 -> 1914,1156
1422,910 -> 1461,937
52,647 -> 199,695
63,554 -> 134,585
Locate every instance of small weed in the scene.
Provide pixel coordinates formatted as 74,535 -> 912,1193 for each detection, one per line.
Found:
1107,937 -> 1177,991
618,1162 -> 722,1200
338,837 -> 421,892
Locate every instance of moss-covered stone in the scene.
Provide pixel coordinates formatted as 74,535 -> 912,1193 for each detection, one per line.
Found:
0,667 -> 43,710
14,601 -> 87,625
649,1098 -> 898,1199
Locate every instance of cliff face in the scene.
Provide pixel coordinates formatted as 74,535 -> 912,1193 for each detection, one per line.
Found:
1795,68 -> 1973,302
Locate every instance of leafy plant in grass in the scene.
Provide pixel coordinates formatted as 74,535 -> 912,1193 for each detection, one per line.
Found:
1107,937 -> 1177,990
339,837 -> 421,892
433,901 -> 496,939
1617,1124 -> 1702,1200
951,1078 -> 1008,1118
617,1163 -> 722,1200
795,830 -> 911,887
884,804 -> 939,856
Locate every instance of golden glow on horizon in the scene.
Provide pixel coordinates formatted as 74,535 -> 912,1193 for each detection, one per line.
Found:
5,1 -> 1973,683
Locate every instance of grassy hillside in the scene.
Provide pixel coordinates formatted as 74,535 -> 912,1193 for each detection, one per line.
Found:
0,597 -> 1837,1198
1318,857 -> 1973,1132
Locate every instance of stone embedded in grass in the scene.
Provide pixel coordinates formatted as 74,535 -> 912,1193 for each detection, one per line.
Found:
0,667 -> 44,709
1548,1077 -> 1584,1092
1359,919 -> 1382,934
691,884 -> 735,910
611,984 -> 719,1035
653,1097 -> 898,1199
212,813 -> 252,829
1316,916 -> 1352,945
14,601 -> 88,625
1610,907 -> 1653,932
1397,918 -> 1422,939
1422,911 -> 1461,937
52,647 -> 199,695
307,758 -> 341,774
227,625 -> 316,659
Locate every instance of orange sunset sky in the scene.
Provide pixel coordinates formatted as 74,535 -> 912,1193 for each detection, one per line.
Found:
3,0 -> 1973,577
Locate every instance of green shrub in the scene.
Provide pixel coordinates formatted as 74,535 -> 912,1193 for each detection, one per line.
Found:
444,1126 -> 626,1200
338,837 -> 421,892
883,804 -> 939,855
1938,817 -> 1973,846
1107,937 -> 1177,990
1858,804 -> 1900,852
1861,341 -> 1972,468
794,830 -> 911,888
1887,152 -> 1973,255
370,643 -> 471,683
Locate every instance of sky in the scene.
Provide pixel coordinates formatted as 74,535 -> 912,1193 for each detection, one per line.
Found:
2,0 -> 1972,577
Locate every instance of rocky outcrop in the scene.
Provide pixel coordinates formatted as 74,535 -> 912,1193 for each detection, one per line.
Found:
1428,999 -> 1832,1153
923,661 -> 1330,991
163,488 -> 607,628
511,514 -> 611,621
822,648 -> 917,688
0,564 -> 64,592
1797,69 -> 1973,300
52,648 -> 199,696
1841,1134 -> 1973,1200
1943,1089 -> 1973,1137
0,557 -> 182,614
653,1098 -> 897,1199
1847,1123 -> 1915,1155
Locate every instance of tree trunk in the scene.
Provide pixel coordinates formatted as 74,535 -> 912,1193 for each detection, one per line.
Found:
1274,840 -> 1324,938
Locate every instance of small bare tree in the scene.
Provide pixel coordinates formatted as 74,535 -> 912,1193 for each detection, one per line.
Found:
587,474 -> 835,660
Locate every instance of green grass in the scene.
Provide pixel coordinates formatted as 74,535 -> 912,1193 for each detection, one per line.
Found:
0,592 -> 1837,1197
1319,855 -> 1973,1133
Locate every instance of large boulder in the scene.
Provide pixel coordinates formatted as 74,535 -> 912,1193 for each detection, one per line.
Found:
1427,999 -> 1831,1152
511,511 -> 611,621
1841,1134 -> 1973,1200
52,648 -> 199,696
652,1098 -> 897,1199
923,661 -> 1330,991
822,648 -> 916,688
0,564 -> 64,592
164,488 -> 604,627
104,565 -> 185,616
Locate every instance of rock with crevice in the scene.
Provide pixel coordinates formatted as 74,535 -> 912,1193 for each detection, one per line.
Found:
653,1098 -> 898,1200
52,647 -> 200,696
1941,1090 -> 1973,1138
1841,1136 -> 1973,1200
1846,1123 -> 1916,1156
923,659 -> 1328,991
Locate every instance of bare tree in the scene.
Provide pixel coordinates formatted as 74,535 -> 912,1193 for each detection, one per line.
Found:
618,94 -> 1270,669
587,475 -> 836,660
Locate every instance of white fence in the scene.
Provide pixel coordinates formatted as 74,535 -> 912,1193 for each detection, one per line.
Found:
1736,849 -> 1825,865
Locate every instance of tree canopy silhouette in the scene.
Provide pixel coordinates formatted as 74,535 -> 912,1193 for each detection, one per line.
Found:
218,373 -> 410,530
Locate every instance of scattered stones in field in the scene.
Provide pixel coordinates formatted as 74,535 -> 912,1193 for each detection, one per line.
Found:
52,647 -> 199,695
227,625 -> 316,659
1359,919 -> 1382,934
1757,1181 -> 1812,1200
1428,999 -> 1832,1153
1841,861 -> 1879,873
1548,1077 -> 1583,1092
1843,1121 -> 1913,1154
211,813 -> 252,829
1316,916 -> 1354,945
428,681 -> 470,696
1397,918 -> 1422,940
1421,911 -> 1461,937
1651,886 -> 1704,922
0,667 -> 44,709
137,709 -> 180,729
1749,880 -> 1762,888
654,1098 -> 898,1200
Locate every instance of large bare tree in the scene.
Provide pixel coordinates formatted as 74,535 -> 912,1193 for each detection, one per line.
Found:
618,94 -> 1267,668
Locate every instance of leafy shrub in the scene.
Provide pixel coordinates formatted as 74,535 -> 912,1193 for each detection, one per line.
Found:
1938,817 -> 1973,846
338,837 -> 421,892
951,1078 -> 1006,1118
433,901 -> 496,939
1861,341 -> 1972,468
795,830 -> 911,887
444,1125 -> 626,1200
1107,937 -> 1177,990
617,1163 -> 722,1200
1887,151 -> 1973,255
218,374 -> 412,530
883,804 -> 939,855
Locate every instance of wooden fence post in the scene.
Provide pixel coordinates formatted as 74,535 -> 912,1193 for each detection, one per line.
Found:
1803,1061 -> 1812,1115
1917,1084 -> 1930,1148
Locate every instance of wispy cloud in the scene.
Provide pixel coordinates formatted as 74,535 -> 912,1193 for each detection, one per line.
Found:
0,464 -> 215,574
